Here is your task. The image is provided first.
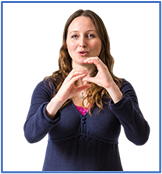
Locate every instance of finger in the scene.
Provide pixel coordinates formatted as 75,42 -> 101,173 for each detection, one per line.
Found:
71,71 -> 88,81
71,68 -> 88,75
84,58 -> 101,65
69,73 -> 88,85
84,57 -> 100,64
84,57 -> 103,71
76,84 -> 91,93
68,69 -> 86,78
67,69 -> 88,81
82,76 -> 95,83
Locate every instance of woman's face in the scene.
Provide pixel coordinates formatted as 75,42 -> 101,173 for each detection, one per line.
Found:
66,16 -> 102,67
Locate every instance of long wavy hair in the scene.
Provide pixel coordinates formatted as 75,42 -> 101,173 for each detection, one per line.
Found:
45,9 -> 122,113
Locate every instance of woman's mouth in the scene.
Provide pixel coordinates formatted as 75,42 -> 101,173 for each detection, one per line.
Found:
78,51 -> 88,56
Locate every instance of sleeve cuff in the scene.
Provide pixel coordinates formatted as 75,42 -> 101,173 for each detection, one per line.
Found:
43,103 -> 61,124
109,94 -> 128,109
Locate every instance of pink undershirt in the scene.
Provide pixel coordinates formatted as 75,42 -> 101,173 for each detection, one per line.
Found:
75,105 -> 89,115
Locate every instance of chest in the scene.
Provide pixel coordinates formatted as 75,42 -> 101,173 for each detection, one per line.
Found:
49,101 -> 121,143
71,95 -> 88,108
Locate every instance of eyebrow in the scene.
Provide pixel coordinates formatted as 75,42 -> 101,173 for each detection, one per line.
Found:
69,30 -> 97,34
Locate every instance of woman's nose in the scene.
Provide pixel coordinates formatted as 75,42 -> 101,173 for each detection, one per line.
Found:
79,37 -> 86,47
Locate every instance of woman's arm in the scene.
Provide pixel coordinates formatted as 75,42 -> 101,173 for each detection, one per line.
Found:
105,81 -> 123,103
109,79 -> 150,145
24,80 -> 61,143
45,94 -> 64,120
24,69 -> 90,143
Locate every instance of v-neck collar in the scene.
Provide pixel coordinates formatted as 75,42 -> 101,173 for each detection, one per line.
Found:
71,100 -> 90,117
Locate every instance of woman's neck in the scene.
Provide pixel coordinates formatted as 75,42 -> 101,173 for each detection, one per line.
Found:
72,60 -> 96,88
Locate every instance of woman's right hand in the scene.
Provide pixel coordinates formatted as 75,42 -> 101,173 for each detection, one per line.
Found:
56,68 -> 90,102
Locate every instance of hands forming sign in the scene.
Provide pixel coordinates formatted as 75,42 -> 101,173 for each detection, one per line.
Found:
56,56 -> 122,105
83,57 -> 123,103
83,57 -> 114,89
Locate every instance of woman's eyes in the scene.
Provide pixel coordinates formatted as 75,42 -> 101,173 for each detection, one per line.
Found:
71,34 -> 95,39
71,35 -> 78,39
87,34 -> 95,38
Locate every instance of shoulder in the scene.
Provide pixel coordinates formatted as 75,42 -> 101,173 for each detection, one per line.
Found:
114,77 -> 132,92
35,78 -> 55,90
44,72 -> 62,89
120,78 -> 137,96
120,78 -> 138,103
120,78 -> 135,92
33,78 -> 56,100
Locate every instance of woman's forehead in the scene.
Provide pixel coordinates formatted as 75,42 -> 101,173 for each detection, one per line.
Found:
67,16 -> 97,34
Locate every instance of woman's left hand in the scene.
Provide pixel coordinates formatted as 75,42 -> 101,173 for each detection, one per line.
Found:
83,57 -> 114,89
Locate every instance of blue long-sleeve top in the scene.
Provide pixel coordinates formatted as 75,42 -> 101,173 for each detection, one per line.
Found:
24,78 -> 150,171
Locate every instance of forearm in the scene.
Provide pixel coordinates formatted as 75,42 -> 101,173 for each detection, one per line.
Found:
110,95 -> 150,145
106,82 -> 123,104
46,94 -> 65,119
24,102 -> 61,143
108,79 -> 150,145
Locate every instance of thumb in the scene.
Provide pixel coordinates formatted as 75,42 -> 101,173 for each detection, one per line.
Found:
82,77 -> 94,83
76,84 -> 91,92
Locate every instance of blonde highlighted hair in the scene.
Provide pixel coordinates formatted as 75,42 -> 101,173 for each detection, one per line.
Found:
45,9 -> 122,113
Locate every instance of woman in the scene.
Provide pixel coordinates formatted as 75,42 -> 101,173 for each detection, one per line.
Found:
24,9 -> 150,171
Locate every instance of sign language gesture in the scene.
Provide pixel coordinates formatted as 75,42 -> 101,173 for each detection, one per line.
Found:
83,57 -> 114,89
83,57 -> 123,104
57,69 -> 91,102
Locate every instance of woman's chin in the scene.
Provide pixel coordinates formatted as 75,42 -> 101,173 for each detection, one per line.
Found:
76,57 -> 88,64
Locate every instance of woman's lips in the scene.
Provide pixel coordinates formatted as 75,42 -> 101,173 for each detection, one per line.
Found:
78,51 -> 88,56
